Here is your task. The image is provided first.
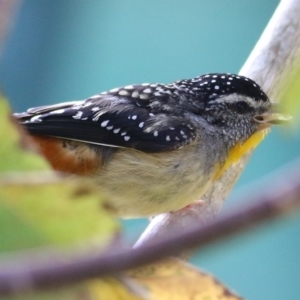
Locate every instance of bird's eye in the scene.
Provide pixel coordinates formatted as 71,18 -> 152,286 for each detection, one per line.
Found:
233,101 -> 251,114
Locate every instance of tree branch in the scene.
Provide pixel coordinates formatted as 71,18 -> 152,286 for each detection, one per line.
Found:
0,159 -> 300,295
134,0 -> 300,249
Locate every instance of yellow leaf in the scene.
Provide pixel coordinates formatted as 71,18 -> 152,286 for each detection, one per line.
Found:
85,258 -> 242,300
126,258 -> 242,300
88,277 -> 146,300
10,277 -> 146,300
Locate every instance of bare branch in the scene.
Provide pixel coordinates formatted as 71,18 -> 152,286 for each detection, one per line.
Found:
135,0 -> 300,249
0,159 -> 300,295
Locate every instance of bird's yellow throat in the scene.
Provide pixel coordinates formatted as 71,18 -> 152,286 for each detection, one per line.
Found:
214,129 -> 269,180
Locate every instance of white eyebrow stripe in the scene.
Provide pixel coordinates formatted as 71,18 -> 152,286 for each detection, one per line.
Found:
212,94 -> 267,108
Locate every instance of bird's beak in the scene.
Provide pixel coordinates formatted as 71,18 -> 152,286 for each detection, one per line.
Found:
254,105 -> 292,130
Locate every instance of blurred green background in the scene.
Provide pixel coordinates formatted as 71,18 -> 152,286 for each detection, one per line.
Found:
1,1 -> 300,299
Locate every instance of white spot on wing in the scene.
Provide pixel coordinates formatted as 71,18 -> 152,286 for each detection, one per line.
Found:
92,107 -> 100,112
119,90 -> 129,96
131,91 -> 139,98
31,115 -> 42,122
113,128 -> 121,134
124,85 -> 134,90
50,109 -> 65,114
73,111 -> 83,119
101,120 -> 109,127
124,136 -> 130,141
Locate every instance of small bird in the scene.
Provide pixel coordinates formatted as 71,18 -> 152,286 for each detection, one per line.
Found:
15,73 -> 290,217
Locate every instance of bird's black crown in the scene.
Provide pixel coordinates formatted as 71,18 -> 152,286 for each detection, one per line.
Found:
175,73 -> 268,102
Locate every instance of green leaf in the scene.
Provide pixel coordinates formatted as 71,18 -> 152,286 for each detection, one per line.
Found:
279,67 -> 300,128
0,94 -> 49,172
0,94 -> 119,251
0,178 -> 118,249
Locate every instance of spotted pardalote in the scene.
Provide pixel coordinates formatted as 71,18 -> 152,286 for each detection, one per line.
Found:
15,73 -> 291,217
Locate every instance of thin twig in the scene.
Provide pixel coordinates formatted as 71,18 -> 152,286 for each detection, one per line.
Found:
0,159 -> 300,295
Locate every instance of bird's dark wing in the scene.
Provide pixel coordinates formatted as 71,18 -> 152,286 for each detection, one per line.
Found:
15,84 -> 197,153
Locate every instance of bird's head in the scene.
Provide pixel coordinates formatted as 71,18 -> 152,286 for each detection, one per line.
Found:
181,73 -> 291,146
